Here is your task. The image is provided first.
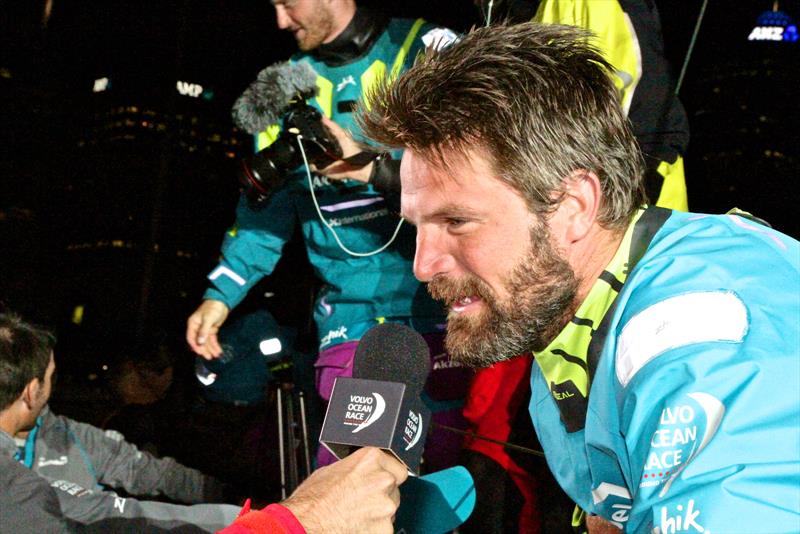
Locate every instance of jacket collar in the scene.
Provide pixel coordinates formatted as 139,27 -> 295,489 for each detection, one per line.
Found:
310,7 -> 389,66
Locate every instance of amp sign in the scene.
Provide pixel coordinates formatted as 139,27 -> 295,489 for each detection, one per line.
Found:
176,80 -> 203,98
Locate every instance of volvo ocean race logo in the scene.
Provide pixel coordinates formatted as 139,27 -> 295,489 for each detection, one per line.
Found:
640,392 -> 725,498
348,392 -> 386,433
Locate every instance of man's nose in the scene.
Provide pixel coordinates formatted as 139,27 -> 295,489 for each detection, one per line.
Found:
413,229 -> 455,282
274,5 -> 291,29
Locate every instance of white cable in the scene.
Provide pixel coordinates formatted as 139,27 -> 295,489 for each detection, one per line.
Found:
296,135 -> 405,257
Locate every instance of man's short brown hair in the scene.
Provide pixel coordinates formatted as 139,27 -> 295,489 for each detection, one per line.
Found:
359,22 -> 646,229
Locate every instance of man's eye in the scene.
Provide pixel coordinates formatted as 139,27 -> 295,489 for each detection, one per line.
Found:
446,219 -> 467,228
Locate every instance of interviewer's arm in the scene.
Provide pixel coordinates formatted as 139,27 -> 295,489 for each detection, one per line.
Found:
224,447 -> 408,534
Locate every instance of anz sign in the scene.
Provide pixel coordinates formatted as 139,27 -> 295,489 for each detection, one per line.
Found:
748,7 -> 798,42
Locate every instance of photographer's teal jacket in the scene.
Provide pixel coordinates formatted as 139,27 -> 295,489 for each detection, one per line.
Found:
205,17 -> 449,350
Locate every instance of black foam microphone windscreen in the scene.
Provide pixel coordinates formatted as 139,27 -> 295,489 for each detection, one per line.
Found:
231,61 -> 318,134
320,323 -> 432,472
351,322 -> 431,396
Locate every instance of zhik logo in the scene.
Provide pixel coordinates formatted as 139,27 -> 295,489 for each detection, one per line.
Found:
320,325 -> 348,347
336,75 -> 356,92
653,499 -> 707,534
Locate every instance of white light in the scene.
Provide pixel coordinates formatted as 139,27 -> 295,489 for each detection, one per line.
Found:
195,361 -> 217,386
93,77 -> 109,93
259,338 -> 282,356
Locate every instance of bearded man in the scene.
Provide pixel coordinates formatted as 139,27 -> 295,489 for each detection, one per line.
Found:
358,22 -> 800,533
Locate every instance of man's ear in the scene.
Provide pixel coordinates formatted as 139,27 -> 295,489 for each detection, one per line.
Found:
21,378 -> 41,410
557,169 -> 602,243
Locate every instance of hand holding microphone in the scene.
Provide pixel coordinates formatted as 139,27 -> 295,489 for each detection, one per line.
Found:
319,323 -> 476,533
282,447 -> 407,534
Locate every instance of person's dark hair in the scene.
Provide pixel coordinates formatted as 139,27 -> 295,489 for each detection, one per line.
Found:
359,22 -> 646,229
0,313 -> 56,410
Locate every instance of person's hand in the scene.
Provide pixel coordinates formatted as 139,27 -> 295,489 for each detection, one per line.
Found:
282,447 -> 408,534
186,299 -> 229,359
314,116 -> 373,184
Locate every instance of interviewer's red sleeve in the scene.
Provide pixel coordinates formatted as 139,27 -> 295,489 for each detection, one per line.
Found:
218,502 -> 306,534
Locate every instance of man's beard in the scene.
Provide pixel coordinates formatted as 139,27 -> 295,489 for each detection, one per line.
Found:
296,10 -> 335,51
428,224 -> 579,368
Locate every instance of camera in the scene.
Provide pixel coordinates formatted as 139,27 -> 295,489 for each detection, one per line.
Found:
238,91 -> 343,205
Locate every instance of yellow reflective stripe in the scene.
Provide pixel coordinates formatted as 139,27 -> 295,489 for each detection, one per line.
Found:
654,156 -> 688,211
256,124 -> 282,151
390,18 -> 426,80
364,20 -> 424,111
535,322 -> 594,396
572,504 -> 587,529
360,61 -> 387,112
314,75 -> 334,118
535,209 -> 645,395
533,0 -> 642,116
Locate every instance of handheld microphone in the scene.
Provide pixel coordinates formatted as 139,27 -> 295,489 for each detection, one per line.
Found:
320,323 -> 477,533
319,323 -> 432,474
232,61 -> 319,134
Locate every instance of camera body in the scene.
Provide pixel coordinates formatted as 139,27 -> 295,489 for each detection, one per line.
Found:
239,91 -> 343,205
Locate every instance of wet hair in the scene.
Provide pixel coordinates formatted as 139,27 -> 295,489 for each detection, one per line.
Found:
0,313 -> 56,410
359,22 -> 646,229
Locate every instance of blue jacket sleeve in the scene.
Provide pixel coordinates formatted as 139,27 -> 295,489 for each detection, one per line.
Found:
618,311 -> 800,533
204,184 -> 298,309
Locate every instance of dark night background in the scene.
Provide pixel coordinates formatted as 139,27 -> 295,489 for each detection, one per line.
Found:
1,0 -> 798,502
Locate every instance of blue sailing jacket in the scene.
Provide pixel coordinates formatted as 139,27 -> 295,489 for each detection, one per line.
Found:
530,207 -> 800,532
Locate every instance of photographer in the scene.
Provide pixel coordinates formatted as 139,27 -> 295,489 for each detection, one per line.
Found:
186,0 -> 468,470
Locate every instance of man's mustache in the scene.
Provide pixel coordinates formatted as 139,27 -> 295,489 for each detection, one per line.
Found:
427,276 -> 494,307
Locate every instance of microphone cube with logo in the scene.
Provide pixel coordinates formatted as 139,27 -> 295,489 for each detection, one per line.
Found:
320,377 -> 431,474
